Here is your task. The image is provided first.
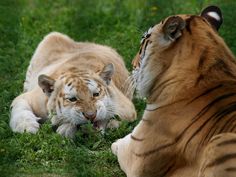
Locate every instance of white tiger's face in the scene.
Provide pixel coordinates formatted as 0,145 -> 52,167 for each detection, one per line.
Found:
55,76 -> 114,125
38,64 -> 115,126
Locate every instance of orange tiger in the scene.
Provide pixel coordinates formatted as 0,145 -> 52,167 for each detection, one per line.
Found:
10,32 -> 136,138
112,6 -> 236,177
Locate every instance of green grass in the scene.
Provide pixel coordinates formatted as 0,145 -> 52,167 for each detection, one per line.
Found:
0,0 -> 236,176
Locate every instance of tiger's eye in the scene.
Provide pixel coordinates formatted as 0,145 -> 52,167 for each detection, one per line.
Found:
68,97 -> 77,102
93,92 -> 99,97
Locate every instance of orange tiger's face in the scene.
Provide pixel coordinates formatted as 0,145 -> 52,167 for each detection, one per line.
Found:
39,64 -> 115,126
132,6 -> 223,97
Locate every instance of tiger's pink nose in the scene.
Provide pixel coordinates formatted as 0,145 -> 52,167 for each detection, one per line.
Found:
83,111 -> 97,121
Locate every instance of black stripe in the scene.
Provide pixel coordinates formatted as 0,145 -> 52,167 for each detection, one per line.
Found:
198,49 -> 208,71
198,123 -> 219,149
58,100 -> 62,113
183,115 -> 213,153
229,123 -> 236,132
131,135 -> 144,141
208,58 -> 236,79
184,100 -> 236,153
218,114 -> 236,133
195,74 -> 204,86
212,101 -> 236,122
198,114 -> 236,149
150,76 -> 175,94
146,99 -> 186,111
206,153 -> 236,167
225,167 -> 236,172
142,40 -> 149,59
139,45 -> 142,54
185,16 -> 195,34
192,93 -> 236,121
153,80 -> 182,101
159,161 -> 175,177
187,84 -> 223,105
133,141 -> 176,157
217,138 -> 236,147
68,82 -> 72,86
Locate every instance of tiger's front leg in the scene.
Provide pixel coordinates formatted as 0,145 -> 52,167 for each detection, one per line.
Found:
198,133 -> 236,177
10,88 -> 47,133
111,133 -> 138,177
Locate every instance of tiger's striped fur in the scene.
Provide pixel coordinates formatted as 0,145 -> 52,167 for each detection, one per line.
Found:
112,6 -> 236,177
10,32 -> 136,138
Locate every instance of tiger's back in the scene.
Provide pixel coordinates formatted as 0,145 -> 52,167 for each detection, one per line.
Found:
24,32 -> 129,94
112,6 -> 236,177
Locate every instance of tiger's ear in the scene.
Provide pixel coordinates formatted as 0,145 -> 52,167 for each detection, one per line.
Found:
100,63 -> 114,85
200,5 -> 223,31
163,16 -> 186,41
38,74 -> 55,97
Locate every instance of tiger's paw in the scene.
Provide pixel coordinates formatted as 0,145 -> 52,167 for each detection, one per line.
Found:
56,123 -> 77,138
111,140 -> 119,155
10,112 -> 40,134
107,119 -> 120,129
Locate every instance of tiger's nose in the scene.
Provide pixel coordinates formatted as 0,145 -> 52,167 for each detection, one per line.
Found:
83,111 -> 97,122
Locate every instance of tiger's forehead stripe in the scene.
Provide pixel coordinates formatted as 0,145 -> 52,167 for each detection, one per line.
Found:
64,84 -> 77,96
87,79 -> 99,93
140,26 -> 153,44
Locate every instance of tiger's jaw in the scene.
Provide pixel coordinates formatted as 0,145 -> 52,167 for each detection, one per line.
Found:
132,45 -> 157,98
131,26 -> 158,98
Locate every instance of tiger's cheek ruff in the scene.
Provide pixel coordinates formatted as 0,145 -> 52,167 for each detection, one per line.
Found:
57,104 -> 88,125
132,43 -> 157,98
131,26 -> 165,98
95,95 -> 115,121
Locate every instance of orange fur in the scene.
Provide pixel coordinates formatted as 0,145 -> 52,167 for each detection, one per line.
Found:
112,6 -> 236,177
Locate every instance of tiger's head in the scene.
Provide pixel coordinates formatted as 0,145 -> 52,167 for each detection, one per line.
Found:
131,6 -> 235,100
38,63 -> 115,126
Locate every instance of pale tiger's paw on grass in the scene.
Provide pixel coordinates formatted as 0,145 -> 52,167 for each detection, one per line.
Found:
56,123 -> 77,138
10,112 -> 40,134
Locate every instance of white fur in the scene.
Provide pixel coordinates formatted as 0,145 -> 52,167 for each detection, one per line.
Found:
112,133 -> 131,156
87,79 -> 99,94
133,44 -> 156,98
95,95 -> 115,121
10,98 -> 40,133
56,122 -> 77,138
207,12 -> 220,21
57,104 -> 87,125
64,84 -> 77,98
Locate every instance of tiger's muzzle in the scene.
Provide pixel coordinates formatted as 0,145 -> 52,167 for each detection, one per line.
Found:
82,111 -> 97,122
